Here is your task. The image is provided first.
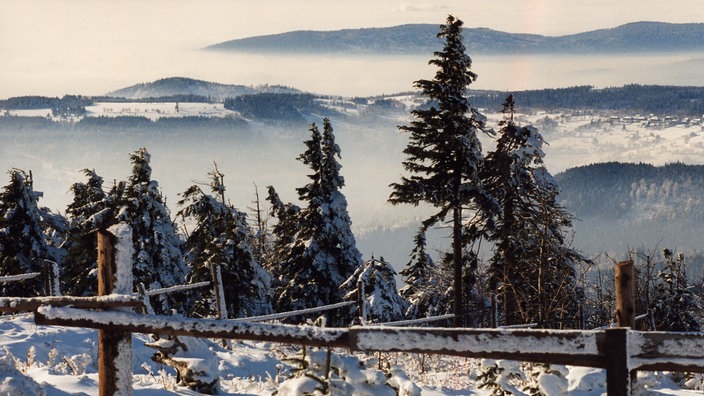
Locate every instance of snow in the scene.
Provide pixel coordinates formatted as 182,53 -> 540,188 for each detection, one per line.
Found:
108,223 -> 133,295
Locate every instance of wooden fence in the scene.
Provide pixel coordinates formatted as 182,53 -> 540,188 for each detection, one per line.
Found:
0,259 -> 60,297
3,228 -> 704,395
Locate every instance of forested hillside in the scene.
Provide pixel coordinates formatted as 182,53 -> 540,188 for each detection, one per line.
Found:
471,85 -> 704,116
556,162 -> 704,252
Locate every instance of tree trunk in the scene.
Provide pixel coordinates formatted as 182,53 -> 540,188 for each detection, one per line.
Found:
452,205 -> 463,327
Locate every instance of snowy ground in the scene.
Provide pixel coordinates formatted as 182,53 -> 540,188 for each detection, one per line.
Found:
0,313 -> 702,395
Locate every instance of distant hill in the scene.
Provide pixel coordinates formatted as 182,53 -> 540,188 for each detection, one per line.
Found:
106,77 -> 300,100
205,21 -> 704,55
555,162 -> 704,253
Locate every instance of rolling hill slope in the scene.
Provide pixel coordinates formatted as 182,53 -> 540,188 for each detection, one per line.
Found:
205,21 -> 704,55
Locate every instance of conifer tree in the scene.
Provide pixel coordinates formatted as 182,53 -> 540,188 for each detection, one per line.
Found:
341,257 -> 407,324
389,15 -> 494,326
178,166 -> 272,318
265,185 -> 300,290
648,249 -> 700,331
399,229 -> 433,303
0,170 -> 50,296
118,148 -> 187,313
484,96 -> 586,326
270,119 -> 362,325
63,169 -> 115,296
399,227 -> 453,321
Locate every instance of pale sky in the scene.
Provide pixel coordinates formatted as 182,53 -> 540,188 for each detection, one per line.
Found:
1,0 -> 702,97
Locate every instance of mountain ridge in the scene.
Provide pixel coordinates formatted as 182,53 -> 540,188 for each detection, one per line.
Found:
205,21 -> 704,55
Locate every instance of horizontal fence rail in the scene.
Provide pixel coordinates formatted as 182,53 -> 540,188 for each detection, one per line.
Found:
33,305 -> 704,396
230,300 -> 355,323
0,272 -> 41,283
144,281 -> 211,296
34,306 -> 350,348
0,295 -> 143,313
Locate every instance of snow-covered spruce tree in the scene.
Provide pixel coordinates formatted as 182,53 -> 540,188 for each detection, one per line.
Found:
399,229 -> 433,314
389,15 -> 495,326
62,169 -> 116,296
527,168 -> 587,327
648,249 -> 701,331
177,166 -> 272,318
0,169 -> 51,296
265,185 -> 301,292
341,256 -> 407,324
271,119 -> 362,325
483,95 -> 586,327
118,148 -> 187,313
399,227 -> 453,323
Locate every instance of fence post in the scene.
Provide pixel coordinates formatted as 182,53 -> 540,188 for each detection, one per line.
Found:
604,327 -> 634,396
97,226 -> 133,396
42,259 -> 52,297
209,262 -> 227,320
209,262 -> 230,348
615,260 -> 635,328
356,280 -> 366,324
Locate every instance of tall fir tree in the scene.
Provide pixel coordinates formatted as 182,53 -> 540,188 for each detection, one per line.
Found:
178,166 -> 272,318
271,119 -> 362,325
484,95 -> 586,326
0,170 -> 50,296
118,148 -> 188,313
389,15 -> 495,326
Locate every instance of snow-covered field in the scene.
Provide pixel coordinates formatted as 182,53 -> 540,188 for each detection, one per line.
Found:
2,312 -> 704,395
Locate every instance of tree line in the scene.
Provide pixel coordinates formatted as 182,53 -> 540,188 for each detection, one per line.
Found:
470,84 -> 704,116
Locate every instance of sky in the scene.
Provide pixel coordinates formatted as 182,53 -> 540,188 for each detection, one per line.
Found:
1,0 -> 703,97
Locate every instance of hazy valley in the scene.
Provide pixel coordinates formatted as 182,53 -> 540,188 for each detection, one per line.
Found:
3,79 -> 704,268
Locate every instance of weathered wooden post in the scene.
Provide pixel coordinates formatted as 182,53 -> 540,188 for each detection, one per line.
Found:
43,259 -> 52,296
615,260 -> 635,328
97,224 -> 133,396
603,327 -> 632,396
611,259 -> 636,395
209,262 -> 227,320
356,280 -> 366,324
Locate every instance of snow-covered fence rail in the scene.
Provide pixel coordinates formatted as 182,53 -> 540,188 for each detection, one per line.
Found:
376,313 -> 455,327
233,300 -> 356,323
0,272 -> 41,283
142,281 -> 211,296
0,259 -> 61,296
0,295 -> 143,313
33,308 -> 704,396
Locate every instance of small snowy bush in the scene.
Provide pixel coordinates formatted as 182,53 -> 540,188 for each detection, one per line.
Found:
477,359 -> 525,395
275,346 -> 420,396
